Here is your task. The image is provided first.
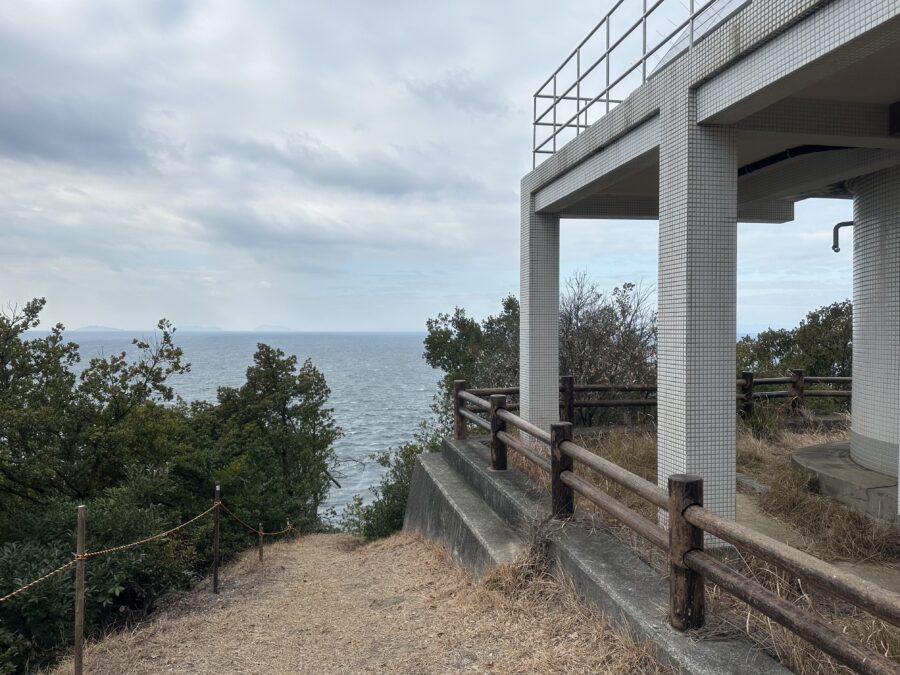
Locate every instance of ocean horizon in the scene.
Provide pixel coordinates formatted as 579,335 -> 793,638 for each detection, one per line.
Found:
25,330 -> 441,519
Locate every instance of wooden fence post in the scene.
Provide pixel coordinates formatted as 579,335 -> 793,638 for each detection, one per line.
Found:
550,422 -> 574,519
258,522 -> 264,563
741,371 -> 755,418
668,475 -> 704,631
453,380 -> 467,440
561,375 -> 575,425
489,394 -> 508,470
790,369 -> 805,413
213,485 -> 221,594
74,504 -> 86,675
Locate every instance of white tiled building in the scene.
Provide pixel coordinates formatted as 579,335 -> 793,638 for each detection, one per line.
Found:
521,0 -> 900,522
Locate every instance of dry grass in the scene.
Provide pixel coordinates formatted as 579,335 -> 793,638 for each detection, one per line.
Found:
564,420 -> 900,674
702,552 -> 900,674
734,421 -> 900,563
49,532 -> 670,674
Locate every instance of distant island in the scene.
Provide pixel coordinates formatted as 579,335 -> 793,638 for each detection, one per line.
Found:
72,325 -> 125,332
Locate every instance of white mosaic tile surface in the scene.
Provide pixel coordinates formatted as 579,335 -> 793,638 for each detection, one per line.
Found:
850,166 -> 900,481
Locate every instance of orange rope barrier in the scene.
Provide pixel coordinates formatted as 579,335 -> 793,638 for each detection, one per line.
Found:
2,498 -> 298,605
218,502 -> 259,534
84,504 -> 219,559
0,504 -> 217,603
219,502 -> 294,537
0,559 -> 78,604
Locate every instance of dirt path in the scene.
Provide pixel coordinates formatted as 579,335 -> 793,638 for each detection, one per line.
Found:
54,533 -> 667,674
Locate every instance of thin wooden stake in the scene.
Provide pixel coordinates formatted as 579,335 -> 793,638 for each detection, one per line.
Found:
668,474 -> 704,630
74,504 -> 86,675
213,485 -> 221,594
258,522 -> 264,562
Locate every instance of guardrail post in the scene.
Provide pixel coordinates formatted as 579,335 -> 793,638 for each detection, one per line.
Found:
740,371 -> 755,418
489,394 -> 508,470
551,422 -> 574,519
74,504 -> 86,675
668,475 -> 704,630
790,369 -> 805,413
213,484 -> 221,594
258,522 -> 264,563
453,380 -> 467,440
561,375 -> 575,424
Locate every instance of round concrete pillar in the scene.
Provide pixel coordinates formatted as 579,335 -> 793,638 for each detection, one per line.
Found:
849,165 -> 900,477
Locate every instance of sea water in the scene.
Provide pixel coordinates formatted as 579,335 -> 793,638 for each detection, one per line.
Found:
39,331 -> 440,518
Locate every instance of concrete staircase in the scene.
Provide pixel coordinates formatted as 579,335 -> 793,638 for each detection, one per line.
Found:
404,436 -> 787,675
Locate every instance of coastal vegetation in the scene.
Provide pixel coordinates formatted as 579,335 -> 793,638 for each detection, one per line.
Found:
0,299 -> 340,672
345,277 -> 853,542
0,288 -> 857,670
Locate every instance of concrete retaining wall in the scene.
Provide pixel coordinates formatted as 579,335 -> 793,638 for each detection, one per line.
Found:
404,437 -> 787,675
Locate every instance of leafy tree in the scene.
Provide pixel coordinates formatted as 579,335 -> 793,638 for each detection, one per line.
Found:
0,300 -> 340,671
424,295 -> 519,390
559,274 -> 656,385
736,300 -> 852,377
0,300 -> 188,516
211,345 -> 340,529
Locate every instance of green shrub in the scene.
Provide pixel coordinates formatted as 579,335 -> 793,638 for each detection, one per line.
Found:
0,300 -> 341,672
342,443 -> 428,540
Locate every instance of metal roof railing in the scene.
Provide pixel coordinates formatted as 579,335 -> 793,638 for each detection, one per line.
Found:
532,0 -> 751,168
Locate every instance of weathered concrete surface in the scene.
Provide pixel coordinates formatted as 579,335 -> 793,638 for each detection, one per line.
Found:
738,490 -> 900,594
793,442 -> 898,521
736,493 -> 807,549
407,438 -> 787,675
549,524 -> 785,675
441,434 -> 549,528
403,452 -> 525,576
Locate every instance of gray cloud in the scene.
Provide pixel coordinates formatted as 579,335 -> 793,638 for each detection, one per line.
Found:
405,69 -> 512,116
0,1 -> 853,331
0,85 -> 145,167
215,134 -> 486,198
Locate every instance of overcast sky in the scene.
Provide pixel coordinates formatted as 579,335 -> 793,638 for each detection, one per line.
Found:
0,1 -> 853,333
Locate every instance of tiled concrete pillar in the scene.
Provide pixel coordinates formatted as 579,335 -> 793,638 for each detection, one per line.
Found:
520,192 -> 560,432
657,91 -> 737,525
848,166 -> 900,481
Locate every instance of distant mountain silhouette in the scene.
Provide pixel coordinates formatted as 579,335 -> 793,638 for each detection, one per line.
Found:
72,325 -> 124,332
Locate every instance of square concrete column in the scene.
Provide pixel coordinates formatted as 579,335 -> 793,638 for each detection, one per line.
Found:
520,192 -> 560,432
657,91 -> 737,524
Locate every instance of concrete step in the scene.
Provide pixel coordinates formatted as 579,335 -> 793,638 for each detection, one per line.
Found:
441,436 -> 549,528
403,452 -> 525,577
415,437 -> 787,675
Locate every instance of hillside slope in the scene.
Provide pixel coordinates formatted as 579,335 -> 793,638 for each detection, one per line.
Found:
52,532 -> 667,674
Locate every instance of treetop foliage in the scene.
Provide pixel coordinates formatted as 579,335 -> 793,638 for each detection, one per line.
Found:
0,299 -> 340,672
423,275 -> 657,393
737,300 -> 852,377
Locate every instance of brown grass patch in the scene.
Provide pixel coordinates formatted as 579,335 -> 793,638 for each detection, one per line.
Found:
49,532 -> 670,674
733,421 -> 900,563
565,421 -> 900,673
705,551 -> 900,674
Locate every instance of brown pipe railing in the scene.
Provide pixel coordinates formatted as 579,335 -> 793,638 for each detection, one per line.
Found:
451,380 -> 898,674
